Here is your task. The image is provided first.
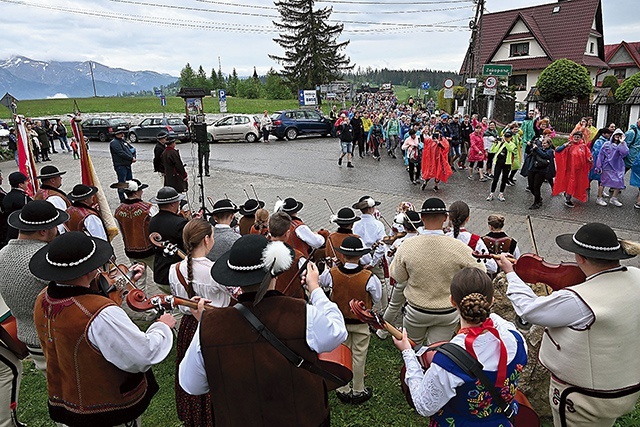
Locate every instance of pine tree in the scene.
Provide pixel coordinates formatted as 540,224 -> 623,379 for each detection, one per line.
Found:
227,68 -> 239,96
217,66 -> 226,91
252,66 -> 259,81
209,68 -> 220,92
270,0 -> 352,90
195,65 -> 210,91
179,63 -> 196,88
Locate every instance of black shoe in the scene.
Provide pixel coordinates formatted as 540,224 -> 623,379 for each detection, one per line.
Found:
486,173 -> 494,179
205,173 -> 210,177
351,387 -> 373,404
391,153 -> 397,159
336,390 -> 352,404
347,162 -> 354,168
528,203 -> 540,210
338,157 -> 342,166
565,199 -> 575,208
412,180 -> 419,185
433,186 -> 439,193
421,182 -> 427,191
52,150 -> 59,154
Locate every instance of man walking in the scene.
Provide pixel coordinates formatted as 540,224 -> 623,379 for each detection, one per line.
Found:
109,127 -> 136,202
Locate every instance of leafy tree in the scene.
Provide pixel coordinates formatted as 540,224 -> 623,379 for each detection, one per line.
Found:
237,78 -> 263,99
264,68 -> 294,99
270,0 -> 352,90
437,86 -> 466,114
537,59 -> 592,102
615,71 -> 640,102
601,74 -> 620,94
227,68 -> 239,96
179,63 -> 196,88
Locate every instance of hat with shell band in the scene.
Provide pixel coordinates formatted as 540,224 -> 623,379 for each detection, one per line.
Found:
67,184 -> 98,203
239,198 -> 265,216
8,200 -> 70,231
420,198 -> 448,215
335,236 -> 370,257
149,187 -> 185,205
556,222 -> 636,260
330,207 -> 361,226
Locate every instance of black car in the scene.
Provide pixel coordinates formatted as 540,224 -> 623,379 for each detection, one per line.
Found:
82,117 -> 130,142
128,117 -> 189,143
270,109 -> 332,140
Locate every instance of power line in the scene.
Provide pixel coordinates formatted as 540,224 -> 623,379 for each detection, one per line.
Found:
318,0 -> 472,4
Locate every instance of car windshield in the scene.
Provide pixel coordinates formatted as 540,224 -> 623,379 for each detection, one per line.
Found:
110,119 -> 128,125
270,113 -> 281,120
167,118 -> 183,126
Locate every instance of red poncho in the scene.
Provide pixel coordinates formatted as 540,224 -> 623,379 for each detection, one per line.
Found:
421,136 -> 452,182
552,140 -> 592,202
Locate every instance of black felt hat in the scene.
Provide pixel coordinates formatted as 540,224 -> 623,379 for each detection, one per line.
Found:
239,198 -> 265,216
335,236 -> 370,257
211,234 -> 294,288
8,200 -> 70,231
29,231 -> 114,282
331,207 -> 361,226
399,210 -> 423,230
36,165 -> 66,180
67,184 -> 98,202
110,179 -> 148,193
278,197 -> 303,213
211,199 -> 239,215
420,198 -> 448,215
352,196 -> 381,210
149,186 -> 185,205
556,223 -> 635,260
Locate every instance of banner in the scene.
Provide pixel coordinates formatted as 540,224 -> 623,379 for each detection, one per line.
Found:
69,116 -> 119,242
14,115 -> 38,196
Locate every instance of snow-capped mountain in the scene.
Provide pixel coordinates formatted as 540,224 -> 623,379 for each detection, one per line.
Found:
0,56 -> 178,99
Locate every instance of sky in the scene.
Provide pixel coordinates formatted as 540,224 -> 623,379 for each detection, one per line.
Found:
1,0 -> 637,78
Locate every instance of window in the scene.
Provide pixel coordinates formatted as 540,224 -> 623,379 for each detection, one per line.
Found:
217,117 -> 234,126
305,111 -> 322,120
140,119 -> 152,126
235,116 -> 249,125
614,69 -> 626,80
510,42 -> 529,57
589,42 -> 595,54
508,74 -> 528,91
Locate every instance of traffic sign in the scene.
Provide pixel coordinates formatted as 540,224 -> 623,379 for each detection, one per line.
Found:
160,96 -> 166,107
483,88 -> 497,96
482,64 -> 512,76
218,89 -> 227,102
443,78 -> 454,89
444,88 -> 454,99
421,81 -> 431,90
485,76 -> 498,89
466,78 -> 477,84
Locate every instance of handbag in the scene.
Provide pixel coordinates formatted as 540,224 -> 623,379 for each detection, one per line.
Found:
533,154 -> 550,169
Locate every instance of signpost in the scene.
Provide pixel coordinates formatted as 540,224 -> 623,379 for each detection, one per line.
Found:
444,89 -> 454,99
421,82 -> 431,90
482,64 -> 512,76
298,90 -> 318,107
218,89 -> 227,113
160,95 -> 166,117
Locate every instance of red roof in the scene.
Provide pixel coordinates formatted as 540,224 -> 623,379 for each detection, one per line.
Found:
604,41 -> 640,68
461,0 -> 608,74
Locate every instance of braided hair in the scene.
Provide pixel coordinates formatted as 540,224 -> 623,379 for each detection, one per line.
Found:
448,200 -> 470,238
450,268 -> 494,324
181,218 -> 213,297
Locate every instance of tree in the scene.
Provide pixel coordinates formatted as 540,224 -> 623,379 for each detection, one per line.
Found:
270,0 -> 352,90
237,78 -> 263,99
601,74 -> 620,95
264,68 -> 294,99
615,71 -> 640,102
179,63 -> 196,88
217,67 -> 226,91
209,68 -> 220,92
537,59 -> 592,102
195,65 -> 210,91
252,66 -> 259,81
227,68 -> 239,96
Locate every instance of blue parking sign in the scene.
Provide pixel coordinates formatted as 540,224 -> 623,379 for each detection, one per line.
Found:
421,82 -> 431,90
218,90 -> 226,102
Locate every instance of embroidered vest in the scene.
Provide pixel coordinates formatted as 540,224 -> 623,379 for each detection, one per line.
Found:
275,248 -> 306,299
329,266 -> 372,322
114,200 -> 154,258
65,205 -> 95,233
33,288 -> 158,426
482,234 -> 516,255
34,186 -> 71,208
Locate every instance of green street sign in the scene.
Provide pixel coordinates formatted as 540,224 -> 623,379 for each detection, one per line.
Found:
482,64 -> 512,76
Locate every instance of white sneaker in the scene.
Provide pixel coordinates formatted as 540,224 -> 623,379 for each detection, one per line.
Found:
610,197 -> 623,207
486,193 -> 494,201
497,193 -> 506,202
596,197 -> 607,206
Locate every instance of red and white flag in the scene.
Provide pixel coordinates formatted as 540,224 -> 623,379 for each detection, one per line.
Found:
14,115 -> 38,197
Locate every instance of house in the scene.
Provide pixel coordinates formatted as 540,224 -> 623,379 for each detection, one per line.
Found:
603,41 -> 640,82
460,0 -> 609,102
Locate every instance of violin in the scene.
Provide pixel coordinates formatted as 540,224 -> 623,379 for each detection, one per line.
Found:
472,252 -> 586,291
126,288 -> 215,313
149,232 -> 187,259
382,232 -> 407,246
94,262 -> 140,306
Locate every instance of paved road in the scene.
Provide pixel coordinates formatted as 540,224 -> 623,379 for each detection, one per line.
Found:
12,135 -> 639,267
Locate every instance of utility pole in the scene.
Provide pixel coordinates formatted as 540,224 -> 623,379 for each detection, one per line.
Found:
464,0 -> 485,114
89,61 -> 97,97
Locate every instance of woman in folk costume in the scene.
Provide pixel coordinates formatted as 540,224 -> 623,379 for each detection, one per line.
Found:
420,129 -> 452,193
595,128 -> 629,207
169,218 -> 234,427
552,130 -> 593,208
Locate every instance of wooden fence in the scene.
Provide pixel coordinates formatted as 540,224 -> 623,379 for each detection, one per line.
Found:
536,102 -> 598,134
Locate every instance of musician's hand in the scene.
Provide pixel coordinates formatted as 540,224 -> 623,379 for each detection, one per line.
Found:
302,261 -> 320,293
393,328 -> 412,352
157,313 -> 176,329
130,263 -> 145,282
496,253 -> 514,274
189,297 -> 209,322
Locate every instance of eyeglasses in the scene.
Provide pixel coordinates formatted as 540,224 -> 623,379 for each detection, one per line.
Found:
574,135 -> 583,138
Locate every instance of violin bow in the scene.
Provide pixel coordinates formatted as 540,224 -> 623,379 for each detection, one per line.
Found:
281,248 -> 317,296
526,215 -> 539,256
324,198 -> 335,215
250,184 -> 259,200
108,257 -> 139,289
243,188 -> 251,200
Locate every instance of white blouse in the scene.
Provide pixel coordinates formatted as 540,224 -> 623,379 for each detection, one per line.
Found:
169,257 -> 232,314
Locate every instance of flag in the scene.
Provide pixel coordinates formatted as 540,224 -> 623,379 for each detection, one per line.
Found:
69,116 -> 119,241
14,115 -> 38,197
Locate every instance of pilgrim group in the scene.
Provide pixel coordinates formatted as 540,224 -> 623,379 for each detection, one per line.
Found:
1,152 -> 640,427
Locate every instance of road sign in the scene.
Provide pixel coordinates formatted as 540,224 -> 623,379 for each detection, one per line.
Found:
444,88 -> 454,99
160,95 -> 166,107
482,64 -> 512,76
443,78 -> 454,89
466,78 -> 477,84
483,88 -> 497,96
485,76 -> 498,89
298,90 -> 317,106
154,89 -> 162,97
218,89 -> 227,102
421,81 -> 431,90
219,100 -> 227,113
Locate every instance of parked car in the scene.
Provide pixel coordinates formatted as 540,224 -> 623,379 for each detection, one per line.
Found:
270,110 -> 332,140
207,114 -> 261,143
82,117 -> 130,142
128,117 -> 189,143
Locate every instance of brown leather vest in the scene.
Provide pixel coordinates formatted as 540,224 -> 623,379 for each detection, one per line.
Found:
329,266 -> 372,322
114,199 -> 154,258
199,292 -> 329,427
65,205 -> 94,233
327,230 -> 357,265
275,248 -> 306,299
34,186 -> 71,208
238,215 -> 254,236
285,217 -> 311,255
34,286 -> 157,426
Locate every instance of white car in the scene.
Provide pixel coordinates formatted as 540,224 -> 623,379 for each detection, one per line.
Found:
207,114 -> 262,143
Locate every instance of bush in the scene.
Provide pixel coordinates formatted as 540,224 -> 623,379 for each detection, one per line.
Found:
601,74 -> 620,94
615,71 -> 640,102
537,59 -> 592,102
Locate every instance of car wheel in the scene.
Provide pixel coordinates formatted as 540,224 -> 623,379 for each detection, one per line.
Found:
285,128 -> 298,140
320,133 -> 328,138
245,133 -> 258,143
98,132 -> 107,142
128,133 -> 138,143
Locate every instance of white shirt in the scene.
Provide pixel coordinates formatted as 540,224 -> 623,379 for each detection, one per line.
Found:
178,287 -> 347,395
506,271 -> 594,329
318,262 -> 383,303
86,305 -> 173,373
446,230 -> 497,274
85,214 -> 108,241
294,224 -> 325,249
419,228 -> 444,236
45,194 -> 68,234
353,214 -> 385,266
168,257 -> 232,315
401,314 -> 526,417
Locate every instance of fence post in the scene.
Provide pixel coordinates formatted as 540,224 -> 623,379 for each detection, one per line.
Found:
596,104 -> 608,129
527,101 -> 538,113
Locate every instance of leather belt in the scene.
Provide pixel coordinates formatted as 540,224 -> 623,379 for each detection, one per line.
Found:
406,304 -> 456,315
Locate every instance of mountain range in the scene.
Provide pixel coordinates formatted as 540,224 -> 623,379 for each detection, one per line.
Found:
0,56 -> 178,100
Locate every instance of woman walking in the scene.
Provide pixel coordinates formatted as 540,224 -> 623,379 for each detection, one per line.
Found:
525,135 -> 555,209
467,124 -> 488,181
402,129 -> 422,185
486,131 -> 516,202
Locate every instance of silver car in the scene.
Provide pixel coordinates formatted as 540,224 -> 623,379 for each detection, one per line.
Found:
207,114 -> 261,143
